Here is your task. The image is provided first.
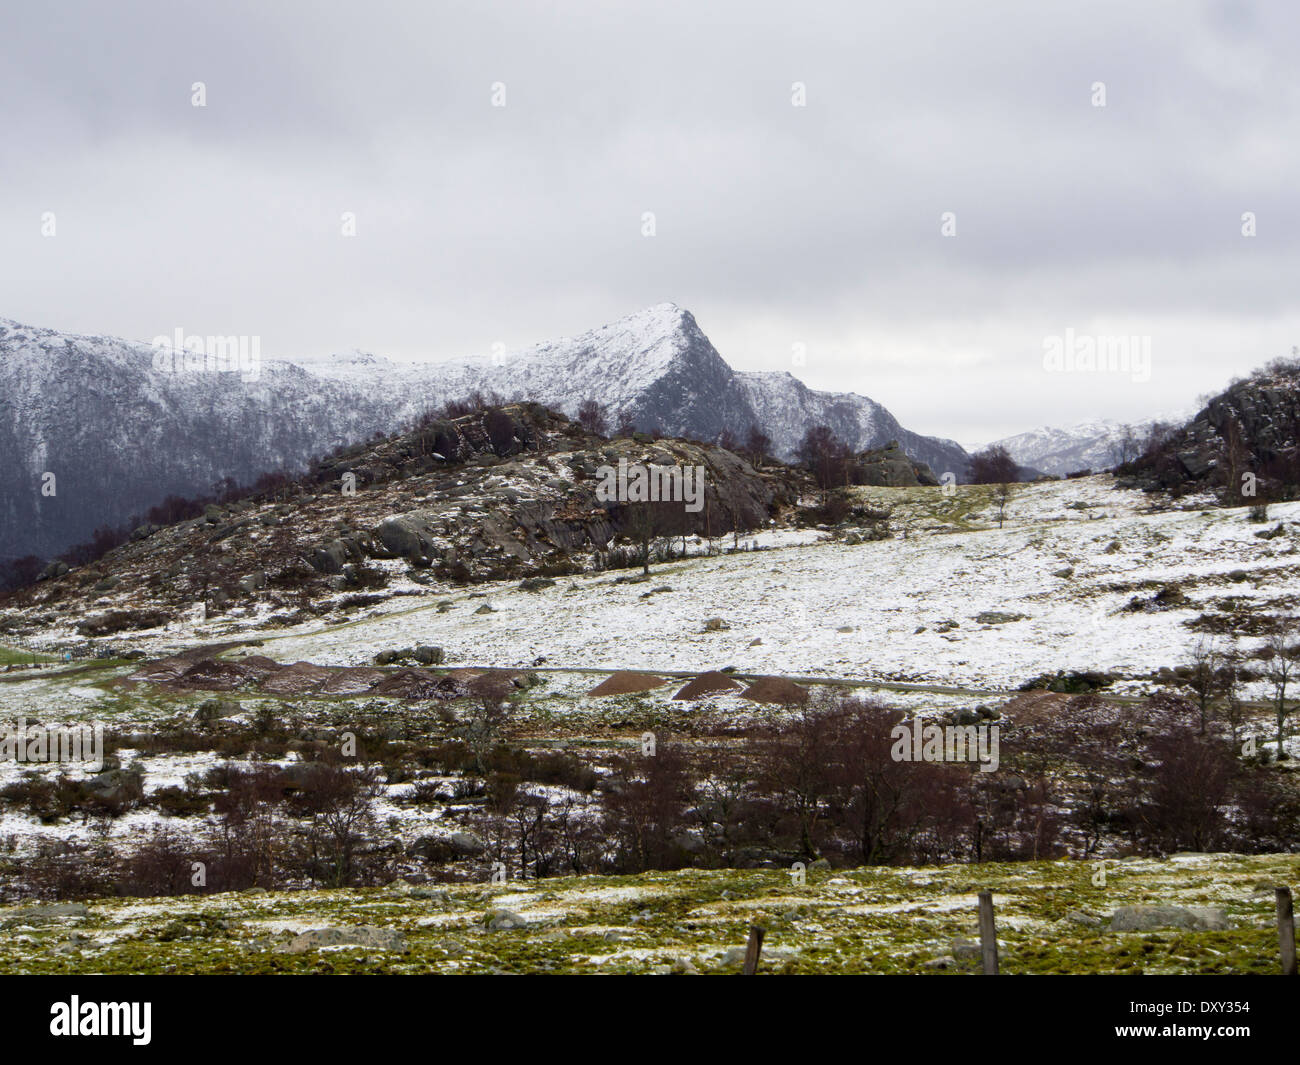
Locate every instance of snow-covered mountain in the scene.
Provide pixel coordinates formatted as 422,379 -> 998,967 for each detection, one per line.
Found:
310,304 -> 972,476
983,416 -> 1186,478
0,318 -> 401,564
0,304 -> 969,562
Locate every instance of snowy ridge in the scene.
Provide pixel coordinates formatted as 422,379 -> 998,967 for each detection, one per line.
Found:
0,304 -> 968,561
985,415 -> 1190,477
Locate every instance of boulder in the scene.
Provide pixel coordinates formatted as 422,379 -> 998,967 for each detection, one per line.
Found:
278,926 -> 407,953
486,910 -> 527,931
374,514 -> 438,561
853,441 -> 940,487
238,571 -> 267,593
86,766 -> 144,804
307,540 -> 351,575
0,902 -> 89,924
1109,905 -> 1229,932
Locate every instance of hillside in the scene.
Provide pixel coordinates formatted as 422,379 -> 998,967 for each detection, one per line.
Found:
1119,358 -> 1300,500
0,403 -> 800,641
986,417 -> 1183,478
0,306 -> 968,564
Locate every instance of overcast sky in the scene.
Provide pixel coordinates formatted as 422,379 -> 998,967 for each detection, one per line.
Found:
3,0 -> 1298,446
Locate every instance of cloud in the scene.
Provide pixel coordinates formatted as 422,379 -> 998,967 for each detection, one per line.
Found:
1,0 -> 1296,439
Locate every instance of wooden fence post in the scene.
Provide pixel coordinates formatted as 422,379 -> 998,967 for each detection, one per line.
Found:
978,890 -> 999,975
742,925 -> 764,975
1278,887 -> 1297,976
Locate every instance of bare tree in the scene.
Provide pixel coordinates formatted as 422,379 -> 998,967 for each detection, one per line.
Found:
1184,635 -> 1224,736
621,500 -> 675,575
744,424 -> 772,468
461,671 -> 515,774
1262,617 -> 1299,760
576,399 -> 608,437
614,409 -> 637,438
1219,643 -> 1249,747
798,425 -> 852,495
968,445 -> 1018,485
993,481 -> 1012,529
292,764 -> 381,887
1114,424 -> 1142,466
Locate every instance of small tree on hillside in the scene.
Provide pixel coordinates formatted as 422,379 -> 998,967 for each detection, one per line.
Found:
621,499 -> 678,575
1219,643 -> 1249,747
614,409 -> 637,438
462,672 -> 515,774
745,425 -> 773,468
798,425 -> 852,496
576,399 -> 608,437
1184,635 -> 1224,736
1115,424 -> 1142,466
1262,617 -> 1299,760
968,445 -> 1018,485
993,481 -> 1013,528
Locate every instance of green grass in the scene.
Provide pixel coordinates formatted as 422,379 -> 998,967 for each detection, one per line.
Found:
3,854 -> 1295,975
0,645 -> 59,665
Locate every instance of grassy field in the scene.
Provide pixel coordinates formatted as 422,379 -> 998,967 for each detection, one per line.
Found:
2,853 -> 1295,975
0,645 -> 59,666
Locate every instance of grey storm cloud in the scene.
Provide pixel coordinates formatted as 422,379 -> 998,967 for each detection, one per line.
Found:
1,0 -> 1298,443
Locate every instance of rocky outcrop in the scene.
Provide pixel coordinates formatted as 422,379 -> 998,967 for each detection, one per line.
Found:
1119,359 -> 1300,500
1,402 -> 803,636
852,441 -> 939,487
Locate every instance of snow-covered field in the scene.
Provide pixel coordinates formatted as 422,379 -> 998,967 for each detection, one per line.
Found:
2,474 -> 1297,881
204,477 -> 1299,694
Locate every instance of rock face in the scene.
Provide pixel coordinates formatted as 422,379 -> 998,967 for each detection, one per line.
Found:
1119,359 -> 1300,499
0,318 -> 398,565
852,441 -> 939,487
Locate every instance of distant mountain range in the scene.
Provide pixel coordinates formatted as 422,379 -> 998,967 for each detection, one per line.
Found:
983,416 -> 1188,478
0,304 -> 971,562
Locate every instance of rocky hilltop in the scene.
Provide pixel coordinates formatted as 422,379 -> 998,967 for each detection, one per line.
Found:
0,404 -> 801,642
0,305 -> 966,563
851,441 -> 940,487
1119,357 -> 1300,500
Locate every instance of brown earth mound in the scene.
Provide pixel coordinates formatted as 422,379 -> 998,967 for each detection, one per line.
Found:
738,676 -> 810,705
130,650 -> 468,701
673,671 -> 743,700
260,662 -> 336,694
231,655 -> 286,680
172,658 -> 258,691
317,667 -> 389,695
369,669 -> 466,700
587,671 -> 668,697
130,644 -> 273,685
996,689 -> 1075,724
